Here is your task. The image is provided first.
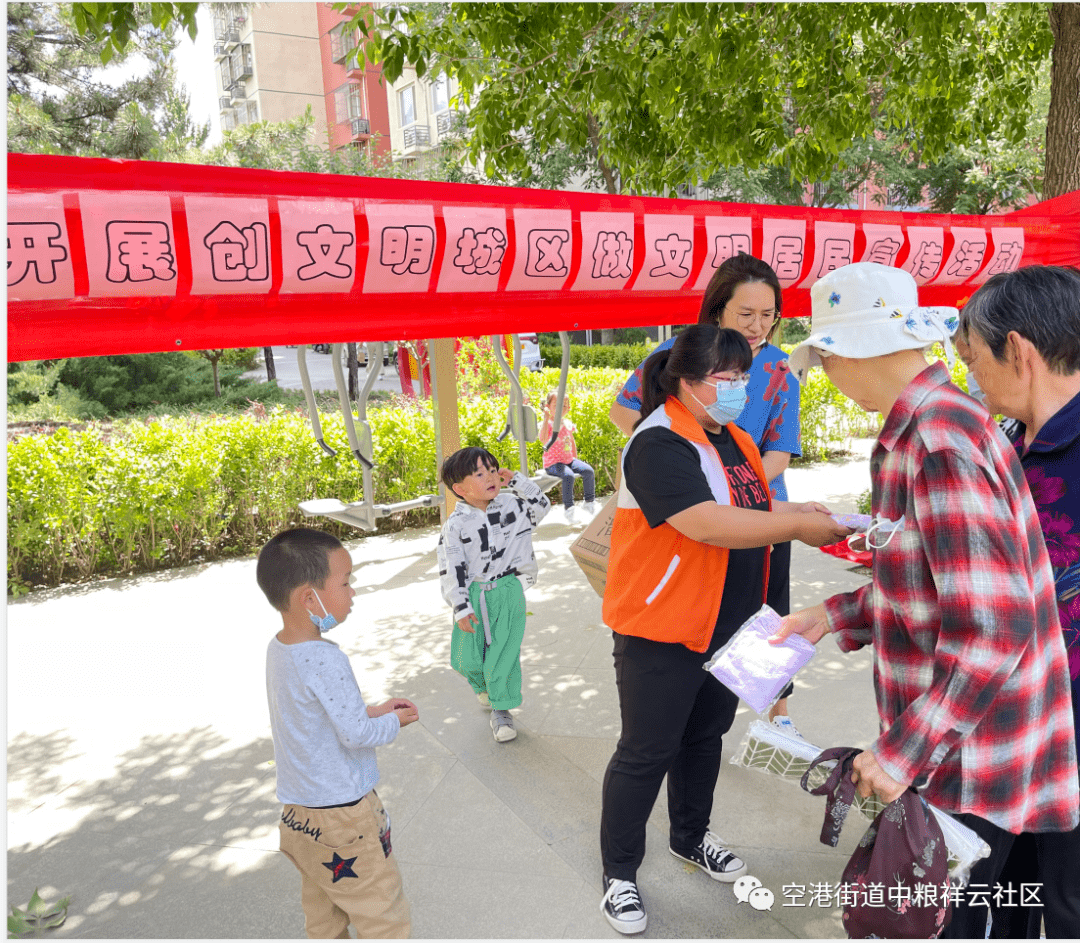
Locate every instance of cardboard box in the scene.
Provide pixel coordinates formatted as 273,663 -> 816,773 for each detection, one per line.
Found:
570,492 -> 618,597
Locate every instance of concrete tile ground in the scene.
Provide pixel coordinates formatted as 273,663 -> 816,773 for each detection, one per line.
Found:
7,440 -> 879,939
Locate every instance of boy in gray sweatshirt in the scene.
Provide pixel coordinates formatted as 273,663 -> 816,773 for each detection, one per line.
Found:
259,527 -> 418,939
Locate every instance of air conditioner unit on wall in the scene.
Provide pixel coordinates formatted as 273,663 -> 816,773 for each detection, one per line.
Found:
403,125 -> 431,150
351,117 -> 370,137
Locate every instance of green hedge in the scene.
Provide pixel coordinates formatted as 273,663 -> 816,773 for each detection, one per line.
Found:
6,369 -> 627,590
538,342 -> 655,370
8,356 -> 971,590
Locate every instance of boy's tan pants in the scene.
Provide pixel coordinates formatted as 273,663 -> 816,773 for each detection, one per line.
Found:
278,791 -> 410,939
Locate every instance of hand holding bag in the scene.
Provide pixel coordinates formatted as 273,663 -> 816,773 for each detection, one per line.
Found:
801,747 -> 952,939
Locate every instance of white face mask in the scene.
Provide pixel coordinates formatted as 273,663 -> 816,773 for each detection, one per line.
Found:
863,514 -> 906,550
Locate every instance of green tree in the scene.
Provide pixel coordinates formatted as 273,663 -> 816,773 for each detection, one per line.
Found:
62,3 -> 1080,198
342,2 -> 1076,199
7,1 -> 208,159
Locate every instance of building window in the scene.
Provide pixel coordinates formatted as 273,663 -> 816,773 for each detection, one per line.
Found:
219,58 -> 234,91
230,44 -> 253,82
430,74 -> 449,113
334,83 -> 363,124
399,85 -> 415,126
330,24 -> 358,64
245,100 -> 259,124
212,3 -> 245,42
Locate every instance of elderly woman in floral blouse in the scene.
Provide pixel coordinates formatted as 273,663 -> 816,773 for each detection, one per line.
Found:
960,264 -> 1080,940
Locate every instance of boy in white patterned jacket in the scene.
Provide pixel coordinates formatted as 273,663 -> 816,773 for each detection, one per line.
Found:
437,447 -> 551,742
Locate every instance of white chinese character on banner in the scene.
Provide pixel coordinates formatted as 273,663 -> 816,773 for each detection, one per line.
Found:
650,233 -> 692,278
204,221 -> 269,282
592,231 -> 633,279
297,224 -> 355,280
381,225 -> 434,275
7,222 -> 68,286
106,220 -> 176,283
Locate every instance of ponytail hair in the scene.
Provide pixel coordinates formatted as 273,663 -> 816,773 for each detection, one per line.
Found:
636,325 -> 752,428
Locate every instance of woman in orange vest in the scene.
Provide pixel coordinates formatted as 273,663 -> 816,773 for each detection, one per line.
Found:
598,324 -> 851,935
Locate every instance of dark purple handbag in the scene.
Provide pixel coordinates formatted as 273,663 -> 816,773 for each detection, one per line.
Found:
801,747 -> 952,939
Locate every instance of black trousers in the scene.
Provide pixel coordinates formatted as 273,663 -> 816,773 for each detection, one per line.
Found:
986,819 -> 1080,939
941,812 -> 1080,940
599,632 -> 740,882
766,540 -> 791,617
767,541 -> 794,701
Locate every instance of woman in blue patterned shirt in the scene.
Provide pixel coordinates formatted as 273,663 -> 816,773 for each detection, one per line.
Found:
609,253 -> 803,732
961,264 -> 1080,940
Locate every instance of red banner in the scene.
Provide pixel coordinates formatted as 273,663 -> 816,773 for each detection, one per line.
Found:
7,153 -> 1080,361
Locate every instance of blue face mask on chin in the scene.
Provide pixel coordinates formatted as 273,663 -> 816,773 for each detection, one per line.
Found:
693,383 -> 748,426
307,589 -> 338,634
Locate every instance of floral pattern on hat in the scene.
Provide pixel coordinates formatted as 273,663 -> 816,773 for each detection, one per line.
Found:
829,292 -> 841,307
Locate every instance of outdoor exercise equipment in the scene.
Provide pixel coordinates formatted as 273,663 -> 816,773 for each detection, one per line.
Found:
488,330 -> 571,492
297,341 -> 440,531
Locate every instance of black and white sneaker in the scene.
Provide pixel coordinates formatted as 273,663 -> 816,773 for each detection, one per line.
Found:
669,831 -> 747,882
600,875 -> 647,935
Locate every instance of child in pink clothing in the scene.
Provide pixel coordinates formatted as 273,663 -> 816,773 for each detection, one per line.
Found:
539,392 -> 596,525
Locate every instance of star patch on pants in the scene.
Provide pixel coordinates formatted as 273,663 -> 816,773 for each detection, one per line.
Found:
323,851 -> 359,883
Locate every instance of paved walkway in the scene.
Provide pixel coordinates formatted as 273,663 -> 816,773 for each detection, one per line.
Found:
7,441 -> 878,939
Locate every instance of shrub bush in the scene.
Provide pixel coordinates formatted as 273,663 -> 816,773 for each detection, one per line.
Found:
7,361 -> 108,421
10,352 -> 900,589
538,342 -> 654,370
55,351 -> 271,414
6,367 -> 628,588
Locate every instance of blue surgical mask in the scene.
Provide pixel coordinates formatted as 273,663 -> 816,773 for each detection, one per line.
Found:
693,383 -> 748,426
307,589 -> 338,633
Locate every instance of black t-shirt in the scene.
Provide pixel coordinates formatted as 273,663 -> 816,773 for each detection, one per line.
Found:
623,425 -> 770,654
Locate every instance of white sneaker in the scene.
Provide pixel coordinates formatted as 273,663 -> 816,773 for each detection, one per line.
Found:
490,709 -> 517,742
582,501 -> 598,516
770,714 -> 804,739
563,505 -> 577,525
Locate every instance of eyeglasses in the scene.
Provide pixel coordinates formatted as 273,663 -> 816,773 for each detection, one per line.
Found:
706,371 -> 751,390
731,309 -> 777,325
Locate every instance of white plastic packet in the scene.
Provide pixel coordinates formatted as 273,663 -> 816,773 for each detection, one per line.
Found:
703,604 -> 816,714
831,512 -> 872,531
731,719 -> 991,884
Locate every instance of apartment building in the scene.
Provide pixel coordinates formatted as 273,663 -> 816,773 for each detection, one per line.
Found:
384,66 -> 467,167
211,2 -> 390,157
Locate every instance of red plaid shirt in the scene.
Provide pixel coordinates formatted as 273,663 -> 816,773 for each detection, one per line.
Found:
825,362 -> 1079,833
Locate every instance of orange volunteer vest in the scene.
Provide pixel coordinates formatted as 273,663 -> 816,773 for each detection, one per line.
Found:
603,396 -> 771,653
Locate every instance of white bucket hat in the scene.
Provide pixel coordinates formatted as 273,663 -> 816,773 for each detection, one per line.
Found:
788,262 -> 959,384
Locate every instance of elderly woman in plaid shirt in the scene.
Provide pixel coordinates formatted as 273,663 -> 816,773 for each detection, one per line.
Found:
960,265 -> 1080,940
776,262 -> 1079,940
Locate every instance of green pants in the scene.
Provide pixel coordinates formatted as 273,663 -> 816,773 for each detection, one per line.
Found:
450,574 -> 526,710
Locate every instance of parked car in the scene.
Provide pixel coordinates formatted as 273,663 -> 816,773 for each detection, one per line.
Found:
358,343 -> 395,368
519,333 -> 543,372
